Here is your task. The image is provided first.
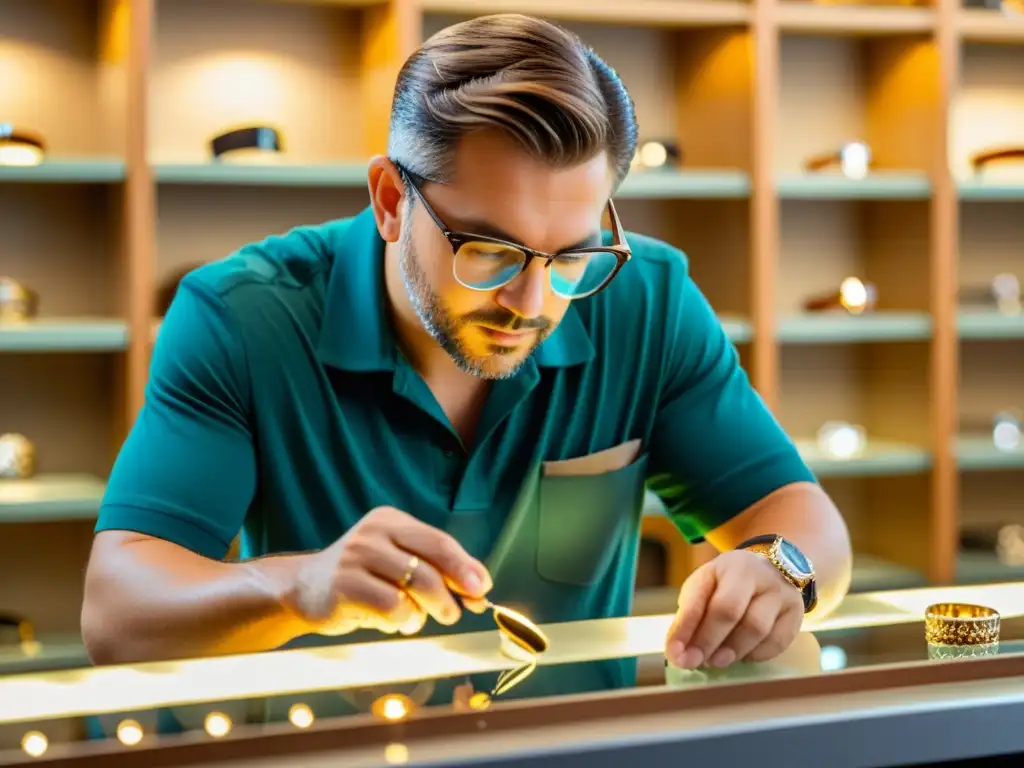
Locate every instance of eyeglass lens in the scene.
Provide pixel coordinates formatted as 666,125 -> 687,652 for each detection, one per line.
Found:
454,241 -> 619,299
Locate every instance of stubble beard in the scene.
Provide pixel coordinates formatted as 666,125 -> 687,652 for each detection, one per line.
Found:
397,225 -> 539,381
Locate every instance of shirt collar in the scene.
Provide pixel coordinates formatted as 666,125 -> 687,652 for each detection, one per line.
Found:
316,206 -> 595,372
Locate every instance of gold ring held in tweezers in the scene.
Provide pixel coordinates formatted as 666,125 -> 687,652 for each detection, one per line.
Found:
397,556 -> 419,590
925,602 -> 1001,647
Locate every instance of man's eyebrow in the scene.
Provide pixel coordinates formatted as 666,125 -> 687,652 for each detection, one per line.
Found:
455,218 -> 601,253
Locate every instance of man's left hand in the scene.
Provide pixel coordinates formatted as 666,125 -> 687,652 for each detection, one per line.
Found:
665,549 -> 804,670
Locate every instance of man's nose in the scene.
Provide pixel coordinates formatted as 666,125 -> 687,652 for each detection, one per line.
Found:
495,260 -> 548,319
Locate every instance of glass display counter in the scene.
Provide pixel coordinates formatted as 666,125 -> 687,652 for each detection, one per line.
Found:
3,581 -> 1024,767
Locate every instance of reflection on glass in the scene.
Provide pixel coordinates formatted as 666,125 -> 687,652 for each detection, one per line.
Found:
371,693 -> 415,722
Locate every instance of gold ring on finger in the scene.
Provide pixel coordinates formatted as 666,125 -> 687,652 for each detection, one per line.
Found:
398,555 -> 420,590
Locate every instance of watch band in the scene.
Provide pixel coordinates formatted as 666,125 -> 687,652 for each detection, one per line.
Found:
736,534 -> 818,614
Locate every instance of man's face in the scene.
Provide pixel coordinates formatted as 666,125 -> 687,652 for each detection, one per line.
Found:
398,131 -> 614,380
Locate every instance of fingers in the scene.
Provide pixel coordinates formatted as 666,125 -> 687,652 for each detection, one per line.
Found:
334,572 -> 423,635
666,563 -> 717,660
708,593 -> 778,667
382,510 -> 493,598
746,602 -> 803,663
682,568 -> 755,669
370,542 -> 463,627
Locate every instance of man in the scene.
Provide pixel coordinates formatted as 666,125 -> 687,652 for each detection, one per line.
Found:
81,13 -> 852,672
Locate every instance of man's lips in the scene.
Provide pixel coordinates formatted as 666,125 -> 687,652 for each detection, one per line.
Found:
478,326 -> 535,345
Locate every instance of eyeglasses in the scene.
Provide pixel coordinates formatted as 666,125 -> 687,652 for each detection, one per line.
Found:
396,164 -> 631,300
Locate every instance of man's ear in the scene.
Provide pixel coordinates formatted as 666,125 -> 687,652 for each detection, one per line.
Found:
367,155 -> 406,243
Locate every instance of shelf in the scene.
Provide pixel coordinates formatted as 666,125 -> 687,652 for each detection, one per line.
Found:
795,439 -> 932,477
0,160 -> 126,184
0,474 -> 105,523
0,633 -> 90,676
617,170 -> 750,199
0,320 -> 129,353
720,315 -> 753,343
154,162 -> 369,187
958,310 -> 1024,340
958,181 -> 1024,201
958,9 -> 1024,44
778,312 -> 932,343
777,174 -> 931,200
957,551 -> 1024,585
777,3 -> 935,36
419,0 -> 753,26
956,435 -> 1024,471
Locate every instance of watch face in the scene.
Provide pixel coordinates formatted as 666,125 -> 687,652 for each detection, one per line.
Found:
780,539 -> 814,578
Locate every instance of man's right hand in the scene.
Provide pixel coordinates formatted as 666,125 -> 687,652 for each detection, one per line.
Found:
288,506 -> 494,638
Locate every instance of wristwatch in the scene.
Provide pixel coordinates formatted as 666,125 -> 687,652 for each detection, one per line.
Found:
737,534 -> 818,614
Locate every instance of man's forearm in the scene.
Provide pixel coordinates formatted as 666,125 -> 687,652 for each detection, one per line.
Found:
705,481 -> 854,619
82,532 -> 313,665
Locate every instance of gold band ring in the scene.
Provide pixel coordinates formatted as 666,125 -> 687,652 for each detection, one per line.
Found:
925,602 -> 1001,647
397,556 -> 420,590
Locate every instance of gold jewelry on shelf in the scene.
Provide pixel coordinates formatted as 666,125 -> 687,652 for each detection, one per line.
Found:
0,434 -> 36,480
0,125 -> 45,167
804,142 -> 872,179
630,139 -> 682,171
397,555 -> 419,589
803,277 -> 878,314
971,146 -> 1024,175
925,602 -> 1001,647
0,278 -> 36,323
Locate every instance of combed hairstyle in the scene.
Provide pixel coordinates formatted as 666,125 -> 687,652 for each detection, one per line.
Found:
387,14 -> 638,188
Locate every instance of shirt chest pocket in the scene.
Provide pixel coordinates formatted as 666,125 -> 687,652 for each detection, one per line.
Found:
536,440 -> 650,587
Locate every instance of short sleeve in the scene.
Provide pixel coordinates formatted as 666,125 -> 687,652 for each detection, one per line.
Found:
95,276 -> 257,559
646,268 -> 816,544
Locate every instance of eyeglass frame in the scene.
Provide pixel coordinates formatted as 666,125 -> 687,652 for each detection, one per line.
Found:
394,163 -> 632,300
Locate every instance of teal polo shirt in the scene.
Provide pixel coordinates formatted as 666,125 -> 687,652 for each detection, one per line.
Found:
96,205 -> 815,640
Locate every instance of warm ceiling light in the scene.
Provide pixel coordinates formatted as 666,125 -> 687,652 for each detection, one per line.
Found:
116,719 -> 144,746
203,711 -> 232,738
0,124 -> 45,167
210,125 -> 282,163
287,703 -> 314,729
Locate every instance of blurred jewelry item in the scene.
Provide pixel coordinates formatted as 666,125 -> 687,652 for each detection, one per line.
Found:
816,421 -> 867,460
970,146 -> 1024,175
0,434 -> 36,480
959,274 -> 1021,316
804,142 -> 871,180
631,140 -> 682,171
0,613 -> 40,657
0,124 -> 45,167
996,524 -> 1024,566
992,409 -> 1022,452
0,277 -> 36,323
924,603 -> 1000,658
803,277 -> 878,315
210,125 -> 282,163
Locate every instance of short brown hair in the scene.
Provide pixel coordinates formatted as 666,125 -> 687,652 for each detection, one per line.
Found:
387,14 -> 638,188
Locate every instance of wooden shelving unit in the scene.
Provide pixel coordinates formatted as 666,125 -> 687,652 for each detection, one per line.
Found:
1,0 -> 1022,652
